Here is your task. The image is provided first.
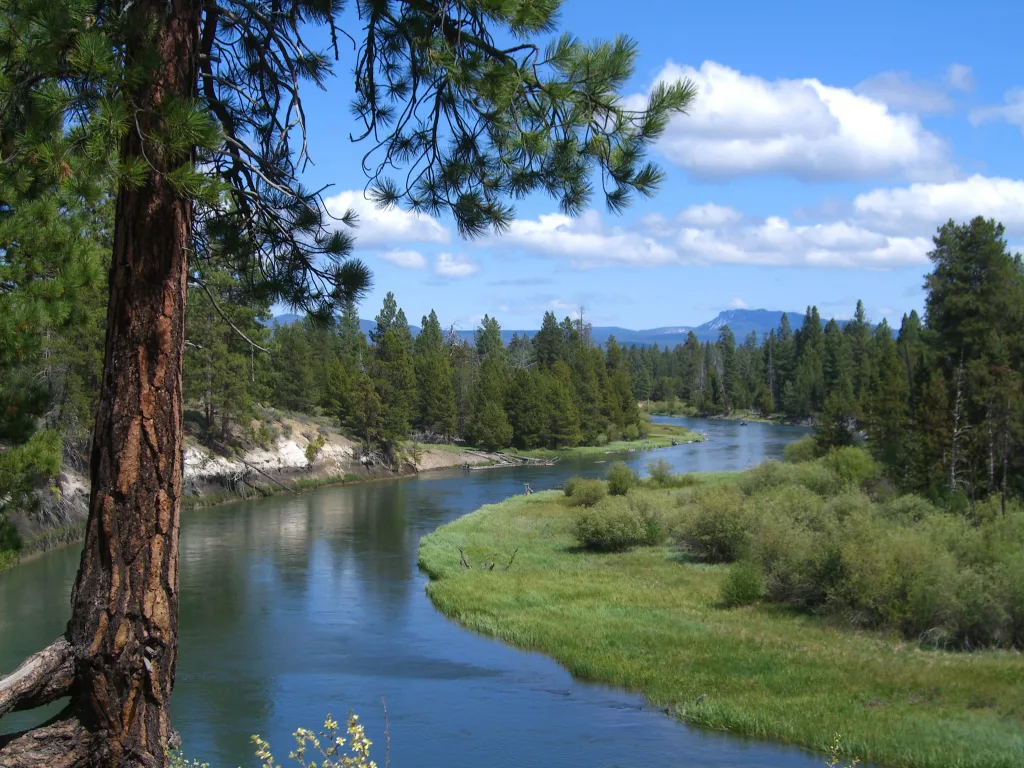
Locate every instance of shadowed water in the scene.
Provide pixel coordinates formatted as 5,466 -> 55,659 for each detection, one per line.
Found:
1,418 -> 826,768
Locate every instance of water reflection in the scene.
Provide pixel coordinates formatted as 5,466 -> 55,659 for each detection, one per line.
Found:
1,417 -> 824,768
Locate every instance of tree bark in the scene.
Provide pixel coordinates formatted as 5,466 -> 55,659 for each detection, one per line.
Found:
0,2 -> 202,766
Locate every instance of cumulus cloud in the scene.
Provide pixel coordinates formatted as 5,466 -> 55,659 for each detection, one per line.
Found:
853,175 -> 1024,234
640,61 -> 953,181
378,249 -> 427,269
492,207 -> 931,271
434,252 -> 479,278
969,88 -> 1024,132
324,191 -> 450,247
498,209 -> 678,268
678,203 -> 743,227
729,298 -> 749,309
946,64 -> 975,92
854,71 -> 953,114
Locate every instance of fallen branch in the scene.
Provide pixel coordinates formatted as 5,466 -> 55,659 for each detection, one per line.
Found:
459,547 -> 471,569
238,458 -> 297,494
0,636 -> 74,718
502,548 -> 518,571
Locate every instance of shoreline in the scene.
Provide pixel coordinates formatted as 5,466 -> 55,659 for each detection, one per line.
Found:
418,487 -> 1024,768
0,425 -> 703,572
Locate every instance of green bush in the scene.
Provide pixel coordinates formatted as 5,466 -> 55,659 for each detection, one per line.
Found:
627,494 -> 666,545
0,516 -> 21,553
880,494 -> 940,523
573,494 -> 664,551
567,478 -> 607,507
573,497 -> 645,552
607,461 -> 638,496
721,562 -> 764,607
783,434 -> 818,463
647,457 -> 673,486
623,423 -> 640,441
679,486 -> 750,563
824,446 -> 880,490
563,476 -> 581,497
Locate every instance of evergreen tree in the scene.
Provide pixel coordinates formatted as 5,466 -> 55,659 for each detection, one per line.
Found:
533,311 -> 565,369
505,368 -> 548,449
475,314 -> 505,360
413,311 -> 456,438
269,323 -> 319,414
866,321 -> 911,479
183,269 -> 270,439
545,363 -> 583,448
468,356 -> 512,449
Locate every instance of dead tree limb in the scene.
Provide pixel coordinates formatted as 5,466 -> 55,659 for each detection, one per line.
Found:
0,636 -> 74,718
238,458 -> 297,493
502,548 -> 518,571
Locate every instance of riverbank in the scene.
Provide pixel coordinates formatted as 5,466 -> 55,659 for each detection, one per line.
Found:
0,419 -> 702,572
641,402 -> 808,426
509,421 -> 703,460
418,485 -> 1024,768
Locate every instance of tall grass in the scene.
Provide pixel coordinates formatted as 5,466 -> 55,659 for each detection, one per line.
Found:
419,460 -> 1024,768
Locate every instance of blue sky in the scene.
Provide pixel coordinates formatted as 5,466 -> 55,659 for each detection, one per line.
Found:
288,0 -> 1024,331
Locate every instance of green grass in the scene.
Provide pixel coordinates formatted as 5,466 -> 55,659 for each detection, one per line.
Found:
507,423 -> 703,460
418,489 -> 1024,768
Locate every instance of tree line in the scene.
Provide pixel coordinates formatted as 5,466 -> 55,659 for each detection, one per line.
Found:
627,217 -> 1024,505
186,282 -> 642,455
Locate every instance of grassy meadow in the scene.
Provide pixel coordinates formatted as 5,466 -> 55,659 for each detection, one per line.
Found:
418,461 -> 1024,768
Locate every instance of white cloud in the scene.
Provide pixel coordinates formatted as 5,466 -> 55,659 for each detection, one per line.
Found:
493,207 -> 931,270
853,175 -> 1024,234
497,209 -> 678,268
323,191 -> 450,247
969,88 -> 1024,132
854,71 -> 952,114
729,298 -> 749,309
642,61 -> 953,181
678,203 -> 743,227
378,249 -> 427,269
434,252 -> 479,278
946,64 -> 975,92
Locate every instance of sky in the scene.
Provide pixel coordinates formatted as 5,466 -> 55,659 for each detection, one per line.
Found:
287,0 -> 1024,332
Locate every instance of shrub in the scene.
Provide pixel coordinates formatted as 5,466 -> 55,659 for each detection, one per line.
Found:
623,423 -> 640,441
595,432 -> 609,447
721,562 -> 764,607
679,486 -> 750,563
783,434 -> 818,463
607,461 -> 638,496
0,516 -> 21,553
563,476 -> 582,497
573,497 -> 644,552
880,494 -> 940,523
305,434 -> 326,465
824,446 -> 880,490
573,495 -> 665,551
567,478 -> 607,507
627,494 -> 666,545
647,457 -> 673,486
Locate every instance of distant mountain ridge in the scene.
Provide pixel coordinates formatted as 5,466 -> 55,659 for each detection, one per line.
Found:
268,308 -> 853,347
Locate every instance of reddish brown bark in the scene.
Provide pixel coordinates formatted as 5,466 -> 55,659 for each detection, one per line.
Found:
0,2 -> 202,766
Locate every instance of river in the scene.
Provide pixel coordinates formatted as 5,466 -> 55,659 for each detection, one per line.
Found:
0,417 -> 819,768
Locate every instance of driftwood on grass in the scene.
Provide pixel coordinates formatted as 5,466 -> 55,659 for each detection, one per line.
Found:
456,547 -> 518,571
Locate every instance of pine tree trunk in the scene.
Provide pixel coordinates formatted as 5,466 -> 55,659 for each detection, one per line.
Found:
69,0 -> 201,762
0,2 -> 201,766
